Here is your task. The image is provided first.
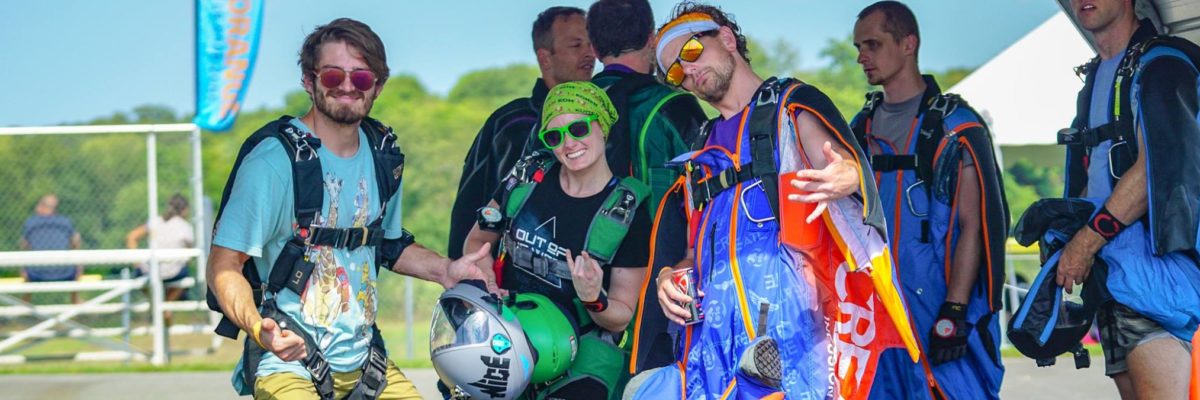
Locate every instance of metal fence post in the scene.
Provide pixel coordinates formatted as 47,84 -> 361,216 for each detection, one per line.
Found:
147,131 -> 167,366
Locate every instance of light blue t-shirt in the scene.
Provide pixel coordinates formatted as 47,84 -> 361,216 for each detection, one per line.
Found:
213,119 -> 402,390
1087,55 -> 1125,199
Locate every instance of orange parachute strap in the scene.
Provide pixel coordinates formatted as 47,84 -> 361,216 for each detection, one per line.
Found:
959,137 -> 998,310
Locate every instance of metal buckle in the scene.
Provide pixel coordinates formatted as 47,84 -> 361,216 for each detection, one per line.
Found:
740,180 -> 777,224
905,180 -> 929,217
604,189 -> 636,223
307,352 -> 331,382
756,81 -> 779,107
929,96 -> 951,116
1057,128 -> 1083,146
1117,44 -> 1141,79
1108,140 -> 1129,180
864,92 -> 882,112
335,229 -> 351,249
254,283 -> 267,304
1073,61 -> 1092,81
607,205 -> 630,222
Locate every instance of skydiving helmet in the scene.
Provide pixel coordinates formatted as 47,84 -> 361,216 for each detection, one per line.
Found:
430,281 -> 579,399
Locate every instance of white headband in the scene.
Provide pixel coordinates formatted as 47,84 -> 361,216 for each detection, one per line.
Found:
655,20 -> 721,73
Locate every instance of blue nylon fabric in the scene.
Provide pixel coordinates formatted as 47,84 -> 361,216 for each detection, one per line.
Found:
866,108 -> 1003,400
635,133 -> 830,399
1014,198 -> 1200,344
1093,209 -> 1200,341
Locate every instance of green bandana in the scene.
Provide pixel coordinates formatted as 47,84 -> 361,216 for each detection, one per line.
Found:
541,81 -> 618,137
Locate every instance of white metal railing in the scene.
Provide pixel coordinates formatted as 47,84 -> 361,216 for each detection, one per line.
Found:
0,123 -> 207,366
0,249 -> 200,268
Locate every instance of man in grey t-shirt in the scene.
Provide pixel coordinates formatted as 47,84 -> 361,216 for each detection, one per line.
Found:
850,2 -> 1008,399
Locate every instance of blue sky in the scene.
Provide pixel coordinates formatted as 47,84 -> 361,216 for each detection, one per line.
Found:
1,1 -> 1061,126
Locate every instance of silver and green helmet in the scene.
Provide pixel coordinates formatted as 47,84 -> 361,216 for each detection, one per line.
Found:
430,281 -> 578,399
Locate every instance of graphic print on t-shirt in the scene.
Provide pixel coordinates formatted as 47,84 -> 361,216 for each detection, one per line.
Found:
510,207 -> 570,288
301,173 -> 368,328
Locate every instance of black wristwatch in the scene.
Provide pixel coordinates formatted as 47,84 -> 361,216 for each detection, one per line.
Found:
477,206 -> 504,232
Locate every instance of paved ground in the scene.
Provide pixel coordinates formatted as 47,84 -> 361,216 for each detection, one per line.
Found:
0,360 -> 1121,399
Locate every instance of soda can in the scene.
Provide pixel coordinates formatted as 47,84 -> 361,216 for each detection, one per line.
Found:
671,268 -> 704,325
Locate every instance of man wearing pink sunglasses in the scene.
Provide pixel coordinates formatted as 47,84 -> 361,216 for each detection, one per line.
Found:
207,18 -> 489,399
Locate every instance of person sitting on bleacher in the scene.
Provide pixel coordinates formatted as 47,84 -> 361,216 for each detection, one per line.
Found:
126,193 -> 195,324
20,193 -> 82,304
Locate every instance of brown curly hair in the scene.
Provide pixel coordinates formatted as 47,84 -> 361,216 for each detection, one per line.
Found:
298,18 -> 389,88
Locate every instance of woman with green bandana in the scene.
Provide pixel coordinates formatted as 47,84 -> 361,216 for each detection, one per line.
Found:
462,81 -> 652,399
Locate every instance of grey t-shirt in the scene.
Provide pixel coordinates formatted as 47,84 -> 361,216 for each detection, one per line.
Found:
870,93 -> 974,167
22,214 -> 77,280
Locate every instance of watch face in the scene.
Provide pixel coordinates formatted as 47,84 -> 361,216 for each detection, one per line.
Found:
481,207 -> 502,223
934,318 -> 956,338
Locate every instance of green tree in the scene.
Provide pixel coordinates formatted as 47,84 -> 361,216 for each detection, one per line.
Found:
747,36 -> 801,79
933,67 -> 973,89
1007,158 -> 1061,198
446,63 -> 540,108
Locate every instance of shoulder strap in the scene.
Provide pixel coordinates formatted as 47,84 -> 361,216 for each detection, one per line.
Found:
209,115 -> 323,339
359,117 -> 407,277
584,176 -> 651,265
1064,57 -> 1101,197
851,91 -> 884,153
748,77 -> 797,221
1106,35 -> 1200,181
360,117 -> 405,212
499,151 -> 556,222
271,120 -> 326,230
916,93 -> 959,184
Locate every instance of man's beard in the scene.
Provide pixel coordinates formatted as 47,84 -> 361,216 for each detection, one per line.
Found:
694,52 -> 735,104
312,87 -> 374,125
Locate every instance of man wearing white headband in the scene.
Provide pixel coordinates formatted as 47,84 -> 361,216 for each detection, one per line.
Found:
627,2 -> 920,399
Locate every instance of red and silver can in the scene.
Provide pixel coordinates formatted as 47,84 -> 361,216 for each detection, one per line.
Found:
672,268 -> 704,325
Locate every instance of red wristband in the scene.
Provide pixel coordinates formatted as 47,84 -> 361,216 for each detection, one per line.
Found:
582,289 -> 609,313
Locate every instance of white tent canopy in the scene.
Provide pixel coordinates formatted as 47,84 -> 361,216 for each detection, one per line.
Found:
948,11 -> 1094,145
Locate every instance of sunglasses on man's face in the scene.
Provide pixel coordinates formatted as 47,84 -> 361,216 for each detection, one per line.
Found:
539,115 -> 597,149
664,35 -> 705,87
317,67 -> 377,91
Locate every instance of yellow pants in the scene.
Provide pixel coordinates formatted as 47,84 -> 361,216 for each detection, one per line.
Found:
254,360 -> 421,400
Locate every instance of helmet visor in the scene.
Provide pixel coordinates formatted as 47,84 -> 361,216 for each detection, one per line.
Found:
430,297 -> 495,353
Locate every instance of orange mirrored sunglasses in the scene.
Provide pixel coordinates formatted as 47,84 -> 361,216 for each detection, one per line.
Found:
664,35 -> 705,87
